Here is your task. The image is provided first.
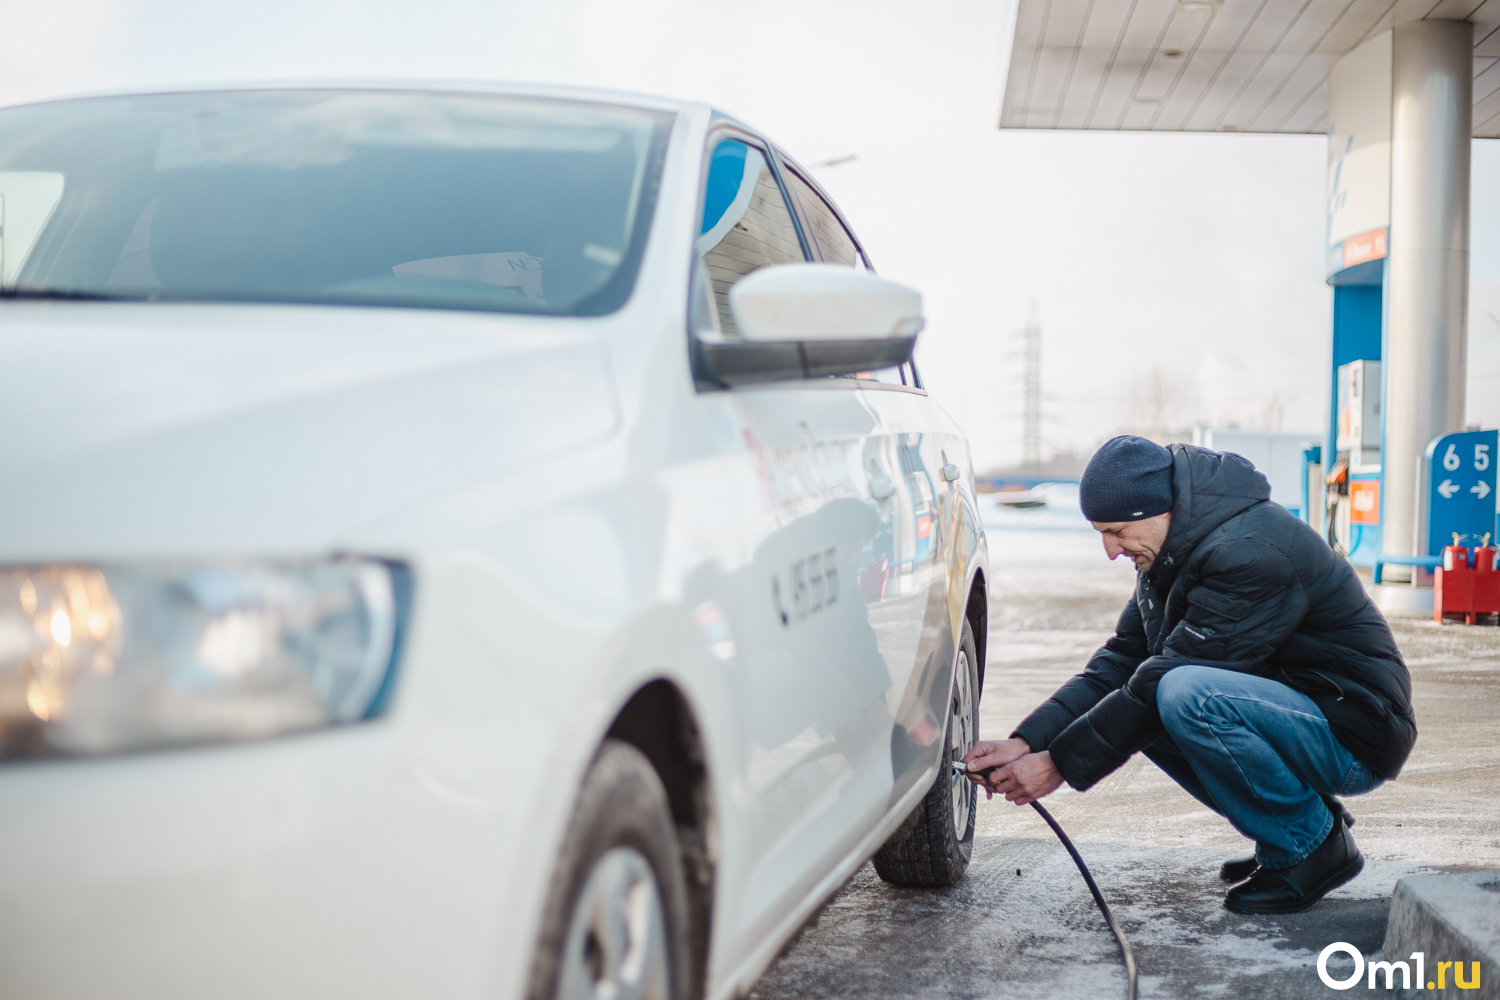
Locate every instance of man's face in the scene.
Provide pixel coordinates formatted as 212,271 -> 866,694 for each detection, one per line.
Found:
1091,513 -> 1172,572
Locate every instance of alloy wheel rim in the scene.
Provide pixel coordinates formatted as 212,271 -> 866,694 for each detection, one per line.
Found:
949,648 -> 976,840
557,846 -> 670,1000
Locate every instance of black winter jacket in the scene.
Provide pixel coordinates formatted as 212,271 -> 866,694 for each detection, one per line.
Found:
1013,444 -> 1416,791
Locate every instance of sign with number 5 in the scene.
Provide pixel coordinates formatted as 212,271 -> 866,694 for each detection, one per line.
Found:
1425,429 -> 1499,558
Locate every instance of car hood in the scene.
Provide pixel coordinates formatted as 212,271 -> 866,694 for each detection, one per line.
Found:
0,302 -> 620,560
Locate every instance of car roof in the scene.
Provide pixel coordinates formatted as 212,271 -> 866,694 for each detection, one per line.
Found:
0,78 -> 715,117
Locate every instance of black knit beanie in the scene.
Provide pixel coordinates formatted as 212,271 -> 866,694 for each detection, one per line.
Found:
1079,435 -> 1174,523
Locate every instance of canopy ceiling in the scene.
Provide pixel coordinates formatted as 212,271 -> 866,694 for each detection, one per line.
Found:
1000,0 -> 1500,136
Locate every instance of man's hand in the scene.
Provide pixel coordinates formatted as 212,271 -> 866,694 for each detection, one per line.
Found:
961,738 -> 1031,798
988,751 -> 1064,805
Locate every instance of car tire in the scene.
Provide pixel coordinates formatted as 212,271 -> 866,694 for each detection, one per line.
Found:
527,739 -> 693,1000
871,618 -> 980,887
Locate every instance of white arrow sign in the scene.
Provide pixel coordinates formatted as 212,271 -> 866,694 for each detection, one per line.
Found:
1438,480 -> 1459,498
1473,481 -> 1492,500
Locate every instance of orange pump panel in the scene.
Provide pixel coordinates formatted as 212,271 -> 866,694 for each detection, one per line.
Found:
1349,480 -> 1380,526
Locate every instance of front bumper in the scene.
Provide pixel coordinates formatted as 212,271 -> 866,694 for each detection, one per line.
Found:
0,718 -> 550,1000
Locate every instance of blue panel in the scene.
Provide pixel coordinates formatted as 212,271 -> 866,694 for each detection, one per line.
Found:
1332,285 -> 1382,368
1348,522 -> 1383,565
700,140 -> 748,235
1324,285 -> 1383,489
1426,430 -> 1499,553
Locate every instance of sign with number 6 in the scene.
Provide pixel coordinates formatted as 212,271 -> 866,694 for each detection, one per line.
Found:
1426,429 -> 1499,560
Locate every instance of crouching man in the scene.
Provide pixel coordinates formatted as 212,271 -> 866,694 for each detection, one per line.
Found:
965,435 -> 1416,914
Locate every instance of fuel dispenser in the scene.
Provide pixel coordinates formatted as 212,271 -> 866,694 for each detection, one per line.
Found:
1325,360 -> 1381,561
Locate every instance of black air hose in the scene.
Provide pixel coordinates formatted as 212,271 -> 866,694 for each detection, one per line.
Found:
958,761 -> 1137,999
1029,801 -> 1137,1000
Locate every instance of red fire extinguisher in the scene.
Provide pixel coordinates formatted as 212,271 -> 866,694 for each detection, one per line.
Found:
1443,534 -> 1471,571
1473,532 -> 1497,573
1437,534 -> 1476,623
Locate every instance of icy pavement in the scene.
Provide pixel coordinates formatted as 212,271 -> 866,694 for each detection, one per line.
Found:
751,515 -> 1500,999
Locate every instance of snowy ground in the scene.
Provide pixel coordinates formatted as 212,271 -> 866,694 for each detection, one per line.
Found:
751,500 -> 1500,999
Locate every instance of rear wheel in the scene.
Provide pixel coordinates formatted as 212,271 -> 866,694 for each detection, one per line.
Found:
872,618 -> 979,887
528,740 -> 692,1000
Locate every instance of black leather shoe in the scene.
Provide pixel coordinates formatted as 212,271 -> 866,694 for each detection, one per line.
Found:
1220,855 -> 1258,882
1224,812 -> 1363,914
1219,799 -> 1351,883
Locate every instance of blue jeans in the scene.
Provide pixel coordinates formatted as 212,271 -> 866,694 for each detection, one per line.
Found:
1145,665 -> 1384,869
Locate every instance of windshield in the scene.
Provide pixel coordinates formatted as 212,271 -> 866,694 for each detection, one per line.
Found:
0,90 -> 673,316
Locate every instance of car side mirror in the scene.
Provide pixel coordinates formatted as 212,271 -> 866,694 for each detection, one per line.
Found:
692,262 -> 923,387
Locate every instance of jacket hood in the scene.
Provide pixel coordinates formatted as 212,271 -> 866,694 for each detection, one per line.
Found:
1153,444 -> 1271,584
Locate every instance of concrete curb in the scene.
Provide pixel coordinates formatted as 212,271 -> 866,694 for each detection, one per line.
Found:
1384,870 -> 1500,998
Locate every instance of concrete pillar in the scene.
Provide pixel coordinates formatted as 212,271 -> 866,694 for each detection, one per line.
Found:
1383,19 -> 1472,578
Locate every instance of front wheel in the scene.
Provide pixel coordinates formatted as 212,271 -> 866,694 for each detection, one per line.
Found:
527,740 -> 692,1000
872,618 -> 980,886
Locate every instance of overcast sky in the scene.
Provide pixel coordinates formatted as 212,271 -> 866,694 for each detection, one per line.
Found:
6,0 -> 1496,472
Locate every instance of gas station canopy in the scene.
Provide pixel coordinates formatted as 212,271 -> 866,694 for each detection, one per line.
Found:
1001,0 -> 1500,135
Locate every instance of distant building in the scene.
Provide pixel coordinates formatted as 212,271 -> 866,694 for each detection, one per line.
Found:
1193,426 -> 1321,521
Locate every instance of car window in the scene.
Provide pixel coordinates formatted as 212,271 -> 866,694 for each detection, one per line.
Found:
854,366 -> 908,385
0,90 -> 674,316
782,168 -> 866,271
780,168 -> 915,386
696,137 -> 807,336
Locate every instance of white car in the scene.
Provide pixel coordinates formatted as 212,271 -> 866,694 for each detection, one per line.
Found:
0,83 -> 990,1000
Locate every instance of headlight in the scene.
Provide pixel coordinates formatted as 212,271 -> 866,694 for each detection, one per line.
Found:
0,558 -> 405,760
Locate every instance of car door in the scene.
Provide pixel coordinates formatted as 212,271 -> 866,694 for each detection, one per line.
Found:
779,163 -> 957,807
685,132 -> 907,956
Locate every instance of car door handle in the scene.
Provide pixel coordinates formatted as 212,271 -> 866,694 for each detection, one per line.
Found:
869,474 -> 896,500
941,464 -> 961,483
